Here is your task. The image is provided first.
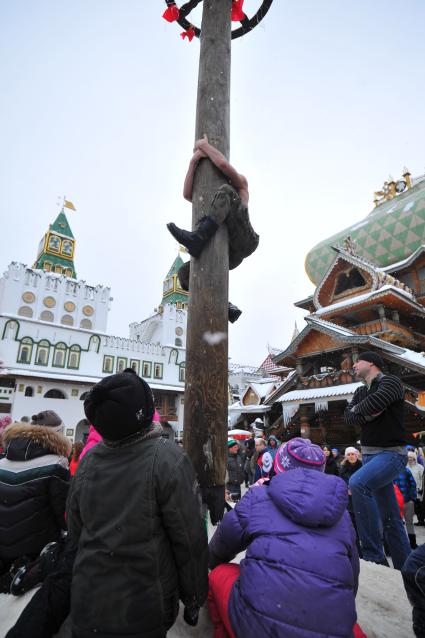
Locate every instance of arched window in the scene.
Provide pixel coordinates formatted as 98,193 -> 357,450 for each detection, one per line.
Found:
18,306 -> 33,318
53,343 -> 67,367
80,319 -> 92,330
24,386 -> 34,397
175,338 -> 182,347
61,314 -> 74,326
17,337 -> 33,363
40,310 -> 54,322
179,363 -> 186,383
2,320 -> 19,341
35,340 -> 50,365
44,388 -> 66,399
89,335 -> 100,352
68,345 -> 81,369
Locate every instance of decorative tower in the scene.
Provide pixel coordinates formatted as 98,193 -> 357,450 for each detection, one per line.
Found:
33,210 -> 76,277
160,254 -> 189,308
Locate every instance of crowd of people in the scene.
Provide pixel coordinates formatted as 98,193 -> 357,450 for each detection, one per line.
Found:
0,352 -> 425,636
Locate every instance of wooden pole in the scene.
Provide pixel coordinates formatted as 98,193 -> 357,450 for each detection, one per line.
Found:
183,0 -> 232,523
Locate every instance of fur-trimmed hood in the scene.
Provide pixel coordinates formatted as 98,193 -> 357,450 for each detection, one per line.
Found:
3,422 -> 71,460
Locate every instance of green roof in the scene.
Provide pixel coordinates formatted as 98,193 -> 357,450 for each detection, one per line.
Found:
166,254 -> 185,278
161,254 -> 189,306
33,209 -> 76,277
305,178 -> 425,284
50,211 -> 74,238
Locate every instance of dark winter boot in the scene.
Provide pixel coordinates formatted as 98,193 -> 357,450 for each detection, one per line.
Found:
408,533 -> 418,550
228,302 -> 242,323
167,216 -> 219,258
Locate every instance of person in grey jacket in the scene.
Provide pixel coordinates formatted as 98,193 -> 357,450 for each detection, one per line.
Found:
67,371 -> 208,638
226,439 -> 245,501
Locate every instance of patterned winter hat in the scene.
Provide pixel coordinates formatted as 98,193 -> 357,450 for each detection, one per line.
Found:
274,437 -> 326,474
262,451 -> 273,474
228,439 -> 238,448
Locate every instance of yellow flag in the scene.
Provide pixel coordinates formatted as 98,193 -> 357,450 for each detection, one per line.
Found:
64,199 -> 76,211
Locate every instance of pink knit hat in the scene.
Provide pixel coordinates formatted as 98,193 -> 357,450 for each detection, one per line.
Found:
274,438 -> 326,474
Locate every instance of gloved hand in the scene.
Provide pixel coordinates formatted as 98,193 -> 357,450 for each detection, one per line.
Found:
183,604 -> 200,626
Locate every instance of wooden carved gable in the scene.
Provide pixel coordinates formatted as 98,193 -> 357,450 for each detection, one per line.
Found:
241,386 -> 261,406
313,253 -> 378,310
295,329 -> 349,357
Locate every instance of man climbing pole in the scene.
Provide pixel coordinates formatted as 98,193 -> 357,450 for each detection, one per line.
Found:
162,0 -> 274,525
167,134 -> 259,322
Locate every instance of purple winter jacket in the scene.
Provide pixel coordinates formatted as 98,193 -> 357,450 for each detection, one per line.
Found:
209,469 -> 359,638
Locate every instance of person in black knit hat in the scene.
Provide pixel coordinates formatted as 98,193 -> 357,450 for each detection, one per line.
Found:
344,351 -> 411,571
66,371 -> 208,638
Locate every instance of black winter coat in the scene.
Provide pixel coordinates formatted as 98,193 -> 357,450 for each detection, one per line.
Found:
67,424 -> 208,638
339,459 -> 363,512
324,456 -> 340,476
0,423 -> 70,564
227,452 -> 245,486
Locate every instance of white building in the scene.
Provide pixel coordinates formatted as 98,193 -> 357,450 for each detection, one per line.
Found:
0,208 -> 189,441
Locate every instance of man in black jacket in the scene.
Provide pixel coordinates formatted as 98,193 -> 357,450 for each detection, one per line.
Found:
67,371 -> 208,638
344,351 -> 411,570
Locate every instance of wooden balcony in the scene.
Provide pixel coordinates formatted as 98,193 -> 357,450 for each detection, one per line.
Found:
352,319 -> 415,344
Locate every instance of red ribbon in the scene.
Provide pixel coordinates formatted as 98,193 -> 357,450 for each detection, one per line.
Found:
162,4 -> 180,22
181,26 -> 195,42
231,0 -> 246,21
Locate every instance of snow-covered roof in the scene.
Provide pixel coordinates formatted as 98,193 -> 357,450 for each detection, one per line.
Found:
383,245 -> 425,272
250,381 -> 276,397
306,316 -> 356,336
313,284 -> 421,316
397,350 -> 425,368
228,402 -> 271,414
277,382 -> 362,404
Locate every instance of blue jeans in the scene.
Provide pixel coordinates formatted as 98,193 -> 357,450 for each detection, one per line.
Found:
349,450 -> 411,569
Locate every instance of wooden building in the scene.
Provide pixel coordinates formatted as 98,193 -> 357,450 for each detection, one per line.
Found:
266,172 -> 425,446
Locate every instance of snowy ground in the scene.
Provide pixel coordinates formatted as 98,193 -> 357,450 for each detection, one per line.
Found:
0,525 -> 421,637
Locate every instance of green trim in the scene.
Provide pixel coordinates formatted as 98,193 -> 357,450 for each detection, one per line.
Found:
168,348 -> 180,365
142,361 -> 152,378
17,342 -> 33,364
116,357 -> 128,373
179,362 -> 186,382
103,355 -> 115,373
35,342 -> 50,366
154,363 -> 163,379
89,335 -> 101,353
52,343 -> 67,368
67,345 -> 81,370
2,319 -> 20,340
130,359 -> 140,374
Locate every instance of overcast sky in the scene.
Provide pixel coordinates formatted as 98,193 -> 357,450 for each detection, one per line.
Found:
1,1 -> 425,367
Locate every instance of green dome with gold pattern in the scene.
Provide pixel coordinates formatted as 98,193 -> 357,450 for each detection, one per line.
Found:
305,175 -> 425,284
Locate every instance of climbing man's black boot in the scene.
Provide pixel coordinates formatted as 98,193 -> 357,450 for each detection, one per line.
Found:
167,215 -> 219,258
228,303 -> 242,323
